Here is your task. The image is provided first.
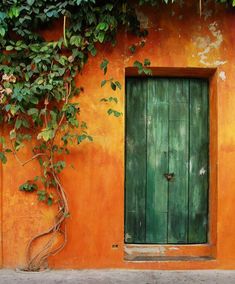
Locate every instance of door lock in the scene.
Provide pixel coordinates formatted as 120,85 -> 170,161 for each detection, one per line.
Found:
164,173 -> 175,181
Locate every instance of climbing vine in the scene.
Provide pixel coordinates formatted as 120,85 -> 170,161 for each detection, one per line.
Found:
0,0 -> 233,271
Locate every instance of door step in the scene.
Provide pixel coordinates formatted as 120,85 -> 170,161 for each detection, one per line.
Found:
125,256 -> 215,262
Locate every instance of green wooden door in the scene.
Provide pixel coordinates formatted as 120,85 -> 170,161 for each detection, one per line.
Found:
125,77 -> 209,244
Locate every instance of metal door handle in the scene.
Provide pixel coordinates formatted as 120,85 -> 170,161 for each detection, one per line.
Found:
164,173 -> 175,181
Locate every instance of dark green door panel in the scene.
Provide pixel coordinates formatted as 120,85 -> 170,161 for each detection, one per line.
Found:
125,78 -> 147,243
168,79 -> 189,244
125,77 -> 209,244
146,79 -> 169,243
188,79 -> 209,243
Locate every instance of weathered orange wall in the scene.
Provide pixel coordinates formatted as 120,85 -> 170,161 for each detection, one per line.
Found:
1,1 -> 235,269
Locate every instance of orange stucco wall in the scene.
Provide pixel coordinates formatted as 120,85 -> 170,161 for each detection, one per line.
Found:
1,1 -> 235,269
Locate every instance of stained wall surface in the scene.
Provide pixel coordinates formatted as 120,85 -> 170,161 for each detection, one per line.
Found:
1,1 -> 235,269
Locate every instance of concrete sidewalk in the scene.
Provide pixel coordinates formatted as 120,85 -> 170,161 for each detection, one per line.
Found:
0,269 -> 235,284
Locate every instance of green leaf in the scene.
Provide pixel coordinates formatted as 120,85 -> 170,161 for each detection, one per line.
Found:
6,46 -> 14,51
143,68 -> 152,75
70,35 -> 82,47
133,60 -> 143,68
90,47 -> 97,56
111,81 -> 116,91
27,0 -> 35,5
133,60 -> 152,75
8,6 -> 20,18
115,81 -> 122,90
101,80 -> 107,87
76,0 -> 83,5
57,68 -> 66,76
144,58 -> 151,66
77,134 -> 87,144
37,128 -> 55,142
53,160 -> 66,173
107,109 -> 122,117
37,190 -> 46,201
37,78 -> 44,85
0,152 -> 7,164
0,137 -> 6,146
76,133 -> 93,144
22,119 -> 30,128
0,26 -> 6,37
100,59 -> 109,75
34,176 -> 40,182
87,136 -> 93,142
47,197 -> 53,206
31,97 -> 39,105
27,108 -> 39,115
0,12 -> 6,21
19,182 -> 38,192
97,22 -> 109,31
81,121 -> 87,129
15,119 -> 22,130
5,105 -> 11,112
100,98 -> 108,102
9,129 -> 16,140
10,105 -> 19,116
105,3 -> 113,11
38,157 -> 44,166
111,97 -> 118,103
100,97 -> 118,104
129,44 -> 136,54
88,44 -> 97,56
97,32 -> 105,43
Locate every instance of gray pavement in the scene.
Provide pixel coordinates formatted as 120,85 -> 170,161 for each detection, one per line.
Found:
0,269 -> 235,284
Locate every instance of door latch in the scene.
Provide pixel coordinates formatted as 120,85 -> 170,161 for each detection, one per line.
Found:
164,173 -> 175,181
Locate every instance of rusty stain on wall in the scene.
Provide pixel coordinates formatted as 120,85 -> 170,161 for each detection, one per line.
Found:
197,22 -> 226,66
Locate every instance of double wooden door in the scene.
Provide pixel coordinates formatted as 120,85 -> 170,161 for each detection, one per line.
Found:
125,77 -> 209,244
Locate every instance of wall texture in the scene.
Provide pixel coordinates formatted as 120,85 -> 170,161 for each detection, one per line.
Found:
1,1 -> 235,269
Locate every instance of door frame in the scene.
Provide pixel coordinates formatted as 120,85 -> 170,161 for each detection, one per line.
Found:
124,67 -> 218,261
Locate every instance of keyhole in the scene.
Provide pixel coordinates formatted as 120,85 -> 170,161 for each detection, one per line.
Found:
164,173 -> 175,181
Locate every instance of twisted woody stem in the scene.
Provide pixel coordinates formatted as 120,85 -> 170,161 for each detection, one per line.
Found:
25,171 -> 69,271
15,83 -> 72,271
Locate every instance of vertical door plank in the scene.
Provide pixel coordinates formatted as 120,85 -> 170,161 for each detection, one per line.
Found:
188,79 -> 209,243
168,79 -> 189,243
125,78 -> 147,243
146,78 -> 169,243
